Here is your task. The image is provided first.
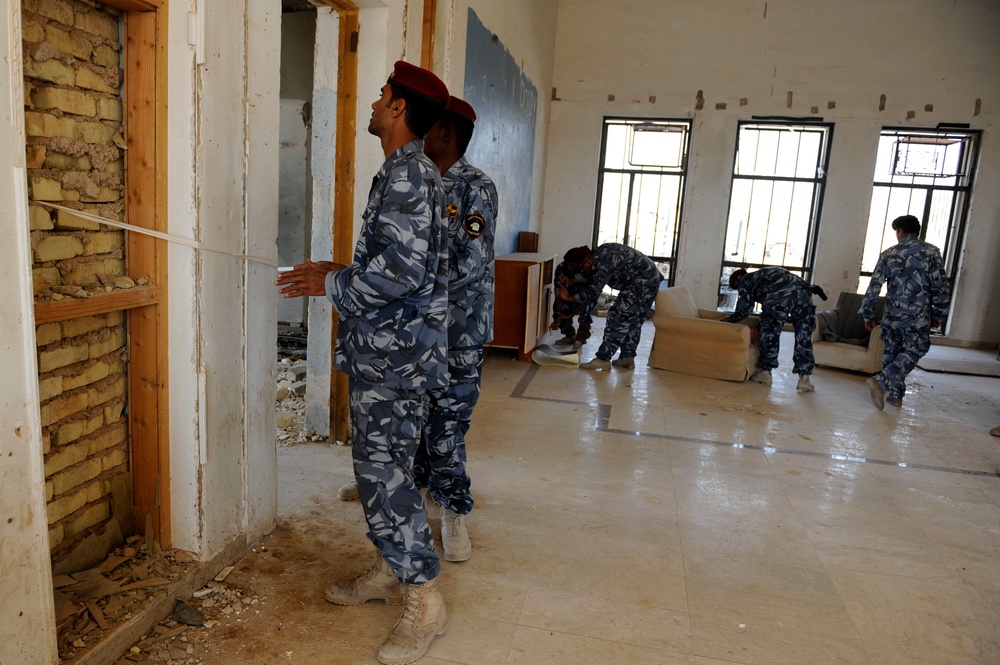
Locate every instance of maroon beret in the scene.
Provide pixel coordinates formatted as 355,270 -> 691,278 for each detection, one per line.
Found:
388,61 -> 449,108
563,245 -> 591,265
444,96 -> 476,124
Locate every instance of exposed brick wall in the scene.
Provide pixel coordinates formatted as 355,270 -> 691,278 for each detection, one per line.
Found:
24,0 -> 131,562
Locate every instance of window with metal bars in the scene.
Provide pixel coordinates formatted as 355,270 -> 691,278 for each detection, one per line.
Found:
592,117 -> 691,285
857,127 -> 979,296
719,120 -> 833,310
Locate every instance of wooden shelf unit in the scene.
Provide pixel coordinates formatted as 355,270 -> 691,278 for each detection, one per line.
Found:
488,252 -> 556,361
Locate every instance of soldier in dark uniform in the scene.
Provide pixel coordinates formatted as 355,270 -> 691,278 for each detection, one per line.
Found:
549,259 -> 597,347
559,243 -> 663,370
860,215 -> 951,410
727,266 -> 826,392
275,61 -> 450,665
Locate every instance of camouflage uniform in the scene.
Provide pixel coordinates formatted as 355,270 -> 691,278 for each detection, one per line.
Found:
413,156 -> 498,517
573,243 -> 662,361
552,261 -> 597,343
727,267 -> 817,375
859,235 -> 950,400
325,139 -> 448,585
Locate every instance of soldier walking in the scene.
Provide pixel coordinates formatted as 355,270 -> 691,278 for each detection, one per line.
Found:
275,61 -> 450,665
727,266 -> 827,392
861,214 -> 951,409
559,243 -> 663,370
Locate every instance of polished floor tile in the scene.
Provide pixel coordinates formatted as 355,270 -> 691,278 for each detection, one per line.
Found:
272,323 -> 1000,664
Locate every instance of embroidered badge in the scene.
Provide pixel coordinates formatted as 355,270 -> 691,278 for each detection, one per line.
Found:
446,203 -> 459,218
465,213 -> 485,238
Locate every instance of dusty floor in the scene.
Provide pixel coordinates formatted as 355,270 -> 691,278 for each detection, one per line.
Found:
112,320 -> 1000,665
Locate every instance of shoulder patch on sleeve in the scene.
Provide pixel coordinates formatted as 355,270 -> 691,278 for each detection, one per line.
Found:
446,203 -> 459,219
464,212 -> 485,238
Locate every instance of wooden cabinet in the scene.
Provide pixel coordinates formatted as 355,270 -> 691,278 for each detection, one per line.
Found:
488,252 -> 556,360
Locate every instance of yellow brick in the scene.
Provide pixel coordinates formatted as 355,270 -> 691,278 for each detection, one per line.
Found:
31,87 -> 97,117
78,121 -> 115,145
106,311 -> 123,326
92,44 -> 119,68
85,413 -> 104,435
75,8 -> 120,41
104,159 -> 124,174
26,144 -> 47,169
62,361 -> 111,390
34,235 -> 84,262
40,390 -> 88,426
86,478 -> 110,503
45,481 -> 54,502
45,446 -> 87,478
42,431 -> 51,455
65,501 -> 110,538
38,375 -> 64,401
35,321 -> 62,346
30,176 -> 63,201
46,489 -> 87,524
102,447 -> 126,472
79,186 -> 121,204
32,267 -> 62,294
88,375 -> 126,407
24,111 -> 78,139
55,419 -> 86,446
44,24 -> 94,60
88,328 -> 127,360
56,207 -> 100,230
48,524 -> 64,549
29,204 -> 55,230
103,401 -> 124,424
61,259 -> 111,285
83,232 -> 123,255
88,422 -> 127,454
60,315 -> 106,338
96,97 -> 122,122
24,81 -> 35,110
24,56 -> 75,86
25,0 -> 75,26
43,152 -> 91,171
52,458 -> 102,495
75,68 -> 117,94
22,15 -> 46,42
38,344 -> 89,373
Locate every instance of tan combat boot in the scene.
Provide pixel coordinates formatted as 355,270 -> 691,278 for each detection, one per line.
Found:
324,556 -> 406,606
377,579 -> 448,665
337,480 -> 359,501
440,506 -> 472,562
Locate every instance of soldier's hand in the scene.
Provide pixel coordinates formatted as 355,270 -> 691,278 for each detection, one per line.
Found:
932,320 -> 944,329
557,285 -> 571,301
275,259 -> 344,298
864,319 -> 877,332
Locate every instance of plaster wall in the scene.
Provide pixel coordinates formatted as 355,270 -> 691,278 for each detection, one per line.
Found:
0,4 -> 60,662
433,0 -> 559,241
542,0 -> 1000,345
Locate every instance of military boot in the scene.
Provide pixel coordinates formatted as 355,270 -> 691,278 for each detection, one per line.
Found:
750,369 -> 772,385
612,356 -> 635,369
325,556 -> 405,606
554,333 -> 577,346
579,357 -> 611,370
337,480 -> 359,501
441,506 -> 472,562
376,579 -> 448,665
796,375 -> 814,392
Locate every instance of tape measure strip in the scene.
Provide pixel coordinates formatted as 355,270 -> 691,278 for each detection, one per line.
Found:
43,203 -> 279,268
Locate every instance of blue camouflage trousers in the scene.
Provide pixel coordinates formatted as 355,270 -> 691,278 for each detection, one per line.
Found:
414,348 -> 483,516
758,292 -> 816,375
876,323 -> 930,400
595,277 -> 661,361
349,379 -> 439,585
557,299 -> 596,341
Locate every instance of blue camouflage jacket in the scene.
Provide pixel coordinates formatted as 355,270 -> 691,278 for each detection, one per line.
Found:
859,235 -> 951,329
325,140 -> 449,389
572,243 -> 662,303
728,267 -> 813,322
442,156 -> 498,350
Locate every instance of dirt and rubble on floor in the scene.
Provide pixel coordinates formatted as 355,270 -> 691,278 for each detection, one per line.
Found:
276,329 -> 329,447
54,533 -> 200,663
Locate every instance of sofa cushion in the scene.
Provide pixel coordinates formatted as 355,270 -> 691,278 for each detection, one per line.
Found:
655,285 -> 699,318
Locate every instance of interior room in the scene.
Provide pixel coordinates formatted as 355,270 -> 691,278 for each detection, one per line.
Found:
1,1 -> 998,664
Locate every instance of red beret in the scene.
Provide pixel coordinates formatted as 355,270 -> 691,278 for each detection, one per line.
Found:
563,245 -> 591,265
388,61 -> 449,108
445,96 -> 476,124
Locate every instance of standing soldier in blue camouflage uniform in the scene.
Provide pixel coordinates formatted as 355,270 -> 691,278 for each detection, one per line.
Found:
860,215 -> 950,410
559,244 -> 663,370
549,259 -> 597,347
416,96 -> 497,562
727,267 -> 827,392
275,61 -> 450,665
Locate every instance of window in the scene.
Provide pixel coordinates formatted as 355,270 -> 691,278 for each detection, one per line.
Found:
858,128 -> 979,295
593,118 -> 692,285
719,121 -> 833,309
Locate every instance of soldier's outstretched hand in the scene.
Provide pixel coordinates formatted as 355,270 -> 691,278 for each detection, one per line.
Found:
275,259 -> 344,298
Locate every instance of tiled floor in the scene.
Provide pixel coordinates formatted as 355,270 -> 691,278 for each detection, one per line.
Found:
277,322 -> 1000,664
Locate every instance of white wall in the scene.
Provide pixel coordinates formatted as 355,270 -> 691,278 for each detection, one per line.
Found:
434,0 -> 559,238
542,0 -> 1000,346
0,4 -> 60,662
